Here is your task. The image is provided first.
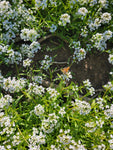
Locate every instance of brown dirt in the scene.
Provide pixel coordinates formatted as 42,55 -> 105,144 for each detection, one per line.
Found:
0,35 -> 112,89
33,36 -> 112,89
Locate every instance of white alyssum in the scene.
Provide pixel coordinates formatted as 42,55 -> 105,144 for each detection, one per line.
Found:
23,58 -> 32,67
2,77 -> 26,93
101,12 -> 111,24
28,82 -> 45,95
104,104 -> 113,118
0,95 -> 13,110
40,55 -> 52,70
103,30 -> 112,41
34,104 -> 45,117
12,132 -> 21,146
47,87 -> 60,98
59,107 -> 66,117
73,99 -> 91,115
77,7 -> 88,16
59,13 -> 70,26
108,54 -> 113,65
41,113 -> 59,133
20,28 -> 40,41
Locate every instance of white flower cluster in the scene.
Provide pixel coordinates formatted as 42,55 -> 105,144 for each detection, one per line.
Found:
104,104 -> 113,119
20,41 -> 41,58
70,41 -> 87,62
101,12 -> 111,24
57,129 -> 72,145
56,129 -> 87,149
28,127 -> 46,149
108,134 -> 113,149
77,0 -> 108,8
59,13 -> 70,26
88,18 -> 101,31
0,114 -> 15,137
2,77 -> 26,93
81,26 -> 88,37
33,76 -> 42,84
35,0 -> 47,10
0,44 -> 22,64
91,31 -> 112,51
99,0 -> 108,8
77,7 -> 88,17
0,71 -> 3,86
74,99 -> 91,115
40,55 -> 52,70
88,12 -> 111,32
47,87 -> 60,98
96,117 -> 104,128
0,1 -> 35,44
83,79 -> 95,96
23,58 -> 32,67
91,30 -> 113,51
12,132 -> 21,146
59,107 -> 66,117
41,113 -> 59,133
28,82 -> 45,95
20,28 -> 40,42
49,24 -> 57,33
108,54 -> 113,65
96,97 -> 105,110
104,81 -> 113,91
61,71 -> 72,82
0,94 -> 13,110
34,104 -> 45,117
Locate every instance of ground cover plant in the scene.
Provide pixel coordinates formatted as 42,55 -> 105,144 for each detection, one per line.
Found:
0,0 -> 113,149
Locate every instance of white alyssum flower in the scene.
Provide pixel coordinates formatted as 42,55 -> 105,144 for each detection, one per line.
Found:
59,13 -> 70,26
0,115 -> 15,136
23,58 -> 32,67
0,145 -> 6,150
96,97 -> 104,110
35,0 -> 47,10
0,94 -> 13,110
49,24 -> 57,33
28,82 -> 45,95
41,113 -> 59,133
20,28 -> 39,41
99,0 -> 108,8
59,107 -> 66,117
29,41 -> 41,53
2,77 -> 26,93
73,48 -> 86,61
74,99 -> 91,115
81,26 -> 88,37
77,7 -> 88,16
40,55 -> 52,70
83,79 -> 91,88
47,87 -> 60,98
12,132 -> 21,146
34,104 -> 44,117
103,30 -> 112,41
91,33 -> 106,51
61,71 -> 72,82
33,76 -> 42,84
104,104 -> 113,118
101,12 -> 111,24
108,54 -> 113,65
89,0 -> 97,6
89,87 -> 95,96
28,127 -> 46,147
